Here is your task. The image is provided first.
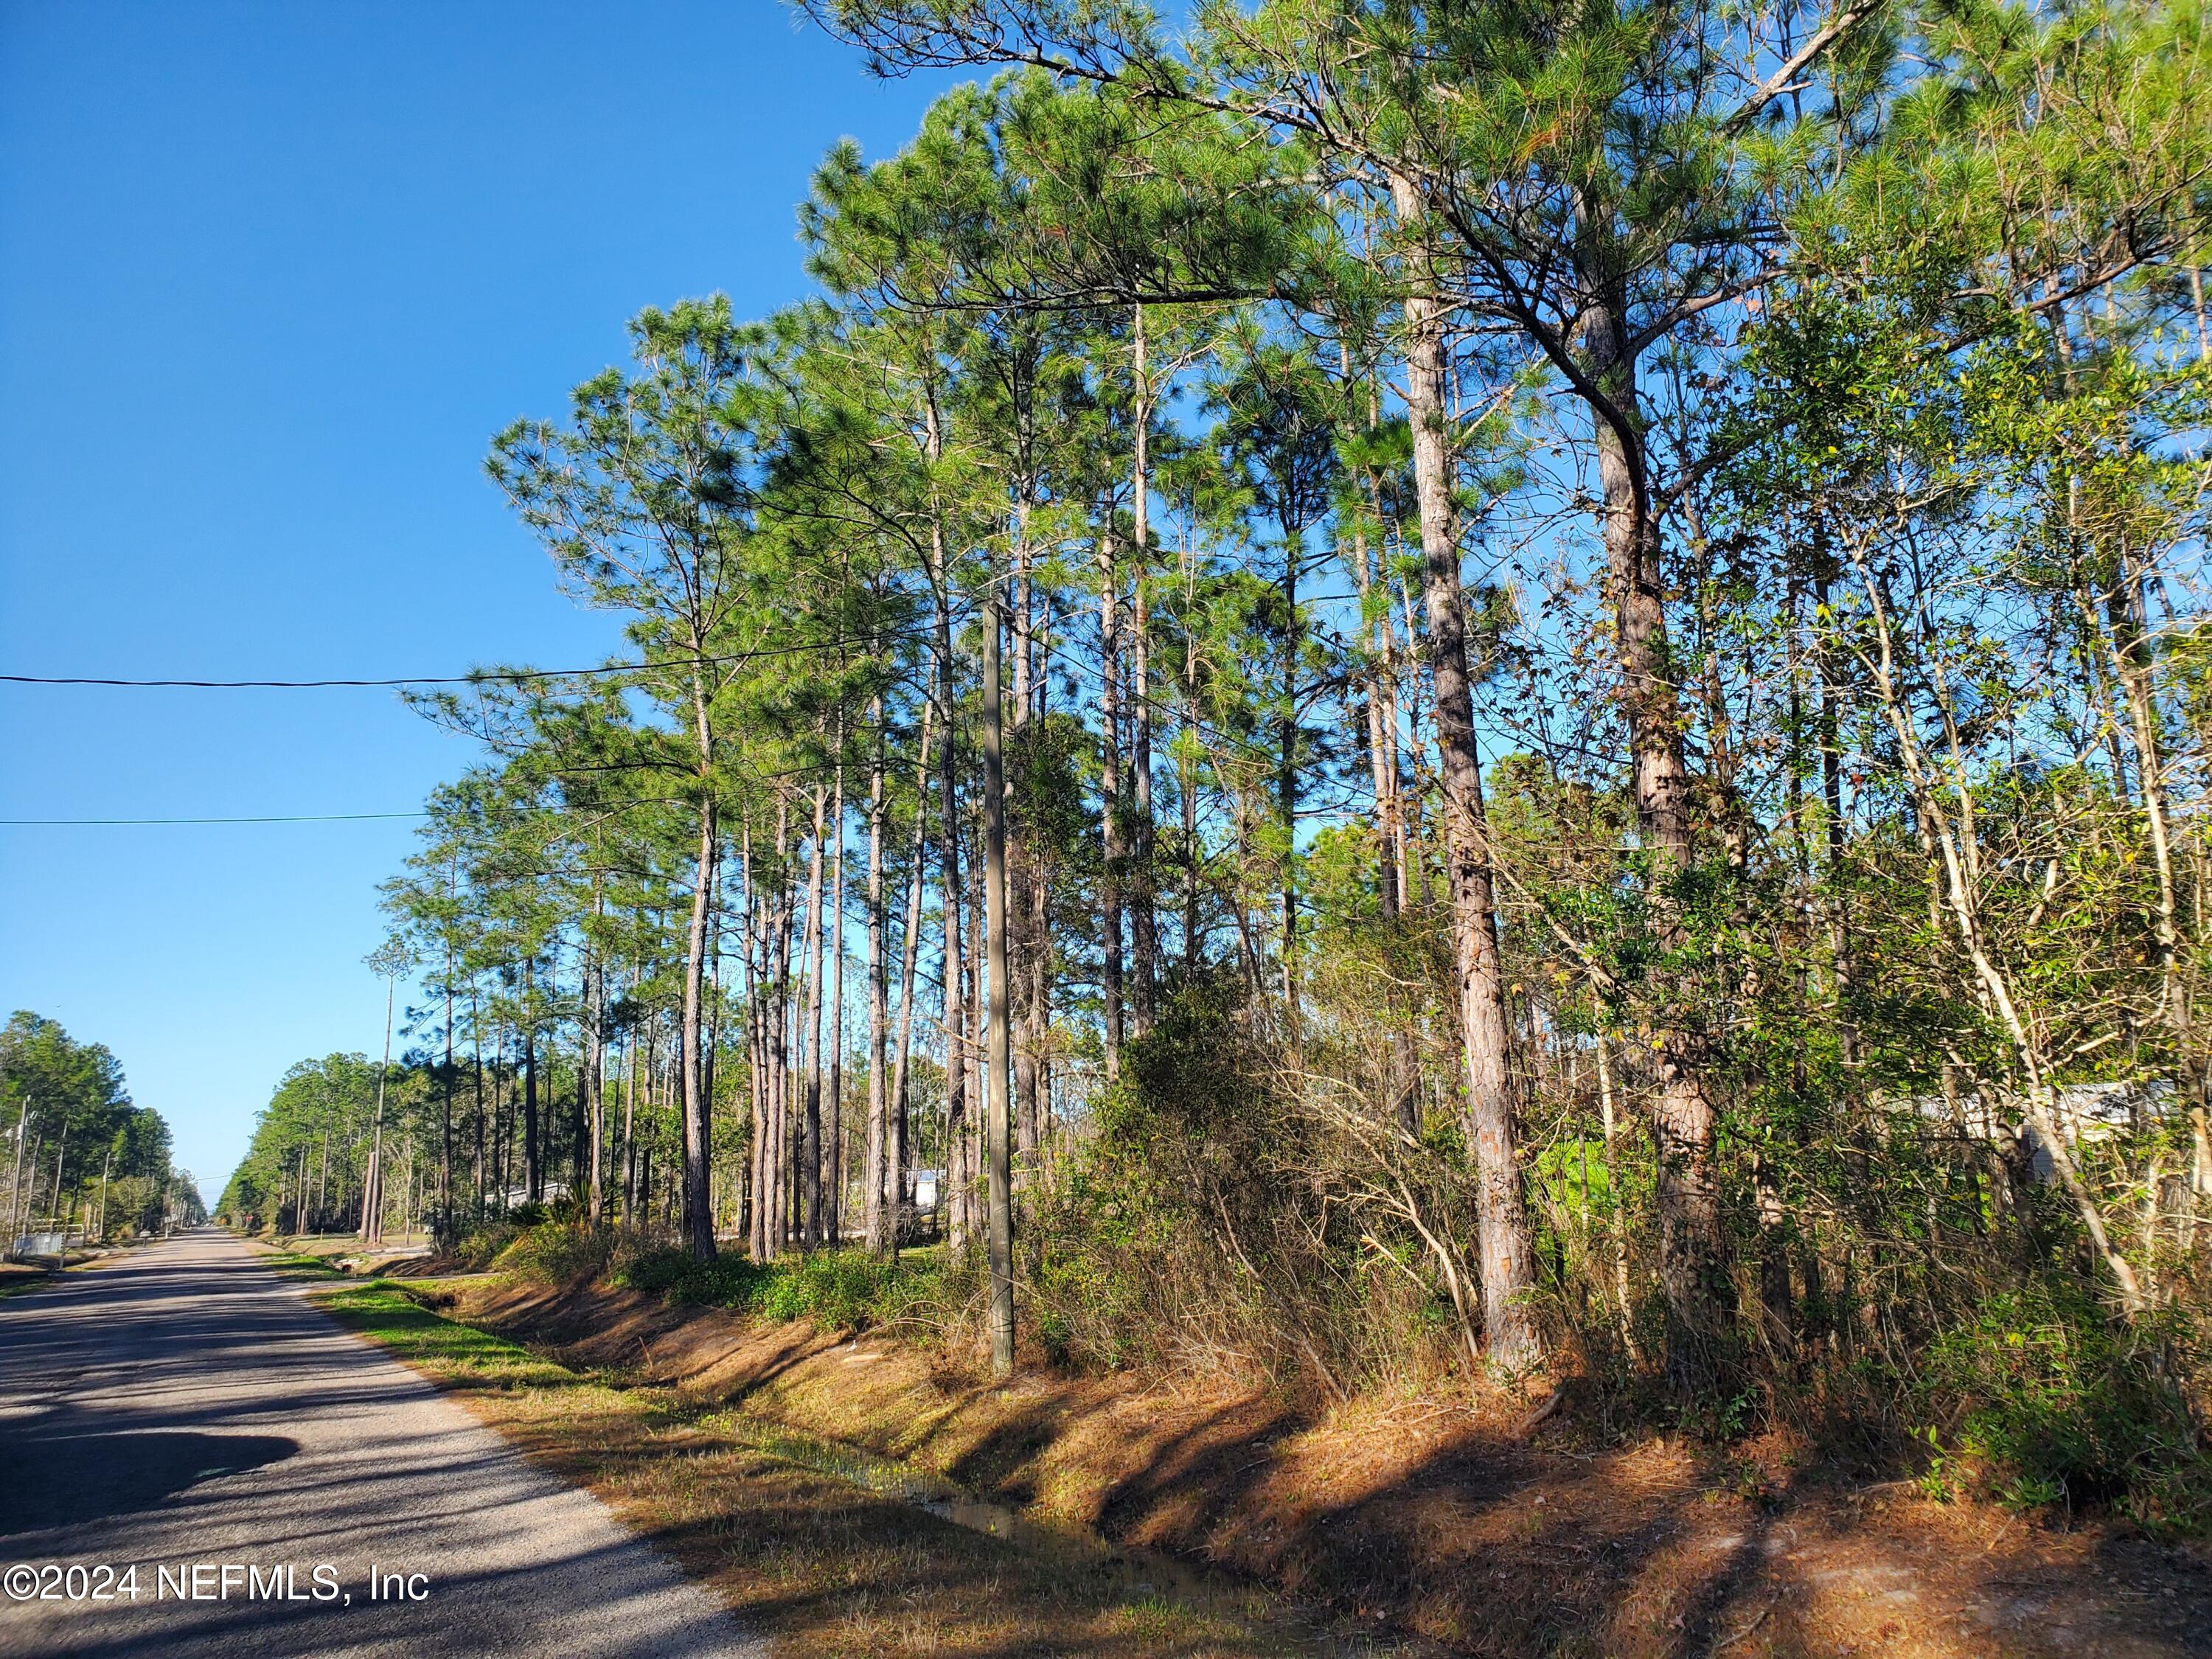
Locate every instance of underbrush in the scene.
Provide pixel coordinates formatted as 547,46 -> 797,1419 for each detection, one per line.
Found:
1026,973 -> 1474,1396
1024,978 -> 2212,1535
448,1220 -> 525,1270
462,1213 -> 945,1337
1913,1282 -> 2212,1535
613,1242 -> 943,1334
431,978 -> 2212,1539
496,1217 -> 619,1284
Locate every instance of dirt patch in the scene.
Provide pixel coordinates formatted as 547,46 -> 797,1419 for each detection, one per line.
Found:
444,1275 -> 2212,1657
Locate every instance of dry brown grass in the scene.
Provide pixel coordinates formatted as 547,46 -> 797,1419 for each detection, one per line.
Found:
413,1275 -> 2212,1658
317,1279 -> 1338,1658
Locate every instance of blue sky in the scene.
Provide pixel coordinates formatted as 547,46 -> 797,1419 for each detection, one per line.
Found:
0,1 -> 953,1200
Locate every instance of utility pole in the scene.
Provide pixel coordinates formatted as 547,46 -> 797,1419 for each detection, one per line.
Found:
48,1125 -> 68,1268
366,964 -> 395,1246
49,1125 -> 67,1242
6,1108 -> 29,1260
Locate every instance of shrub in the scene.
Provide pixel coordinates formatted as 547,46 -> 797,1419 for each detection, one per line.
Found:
498,1220 -> 616,1285
450,1221 -> 522,1270
610,1242 -> 940,1333
756,1249 -> 939,1327
1026,970 -> 1471,1394
1916,1282 -> 2211,1534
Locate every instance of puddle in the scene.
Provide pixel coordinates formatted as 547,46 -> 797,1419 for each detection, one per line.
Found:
710,1413 -> 1411,1655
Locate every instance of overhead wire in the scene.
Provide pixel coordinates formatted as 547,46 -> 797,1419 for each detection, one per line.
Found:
0,623 -> 931,690
0,811 -> 428,826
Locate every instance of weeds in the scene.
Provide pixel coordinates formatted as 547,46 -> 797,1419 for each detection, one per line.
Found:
1915,1283 -> 2212,1534
462,1214 -> 946,1338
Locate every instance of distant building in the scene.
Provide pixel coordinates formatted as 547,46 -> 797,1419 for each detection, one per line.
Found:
1895,1079 -> 2177,1180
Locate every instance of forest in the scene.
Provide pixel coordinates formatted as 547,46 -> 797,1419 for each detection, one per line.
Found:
2,1012 -> 201,1250
218,0 -> 2212,1528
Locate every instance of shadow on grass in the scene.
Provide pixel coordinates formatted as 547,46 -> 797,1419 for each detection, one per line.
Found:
316,1281 -> 1326,1657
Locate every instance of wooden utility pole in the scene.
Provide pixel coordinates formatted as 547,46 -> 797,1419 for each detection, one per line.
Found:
366,967 -> 394,1246
7,1109 -> 31,1257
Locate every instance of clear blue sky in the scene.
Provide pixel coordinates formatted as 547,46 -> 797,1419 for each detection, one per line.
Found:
0,1 -> 953,1201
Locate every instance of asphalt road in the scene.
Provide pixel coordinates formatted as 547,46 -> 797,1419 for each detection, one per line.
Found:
0,1231 -> 760,1658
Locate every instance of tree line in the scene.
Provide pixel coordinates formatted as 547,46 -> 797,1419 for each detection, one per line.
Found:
4,1012 -> 201,1251
246,0 -> 2212,1481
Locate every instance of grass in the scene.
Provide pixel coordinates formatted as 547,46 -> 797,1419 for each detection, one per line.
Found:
1,1241 -> 155,1298
610,1242 -> 945,1333
459,1217 -> 955,1341
0,1265 -> 60,1301
258,1250 -> 349,1280
313,1279 -> 1315,1658
476,1217 -> 950,1340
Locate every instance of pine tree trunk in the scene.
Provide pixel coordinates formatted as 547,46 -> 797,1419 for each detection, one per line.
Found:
865,701 -> 891,1256
680,660 -> 721,1259
1394,179 -> 1545,1372
440,859 -> 458,1245
828,754 -> 849,1245
886,702 -> 934,1258
471,992 -> 486,1225
801,783 -> 827,1247
1128,305 -> 1160,1029
936,622 -> 970,1255
983,582 -> 1017,1377
523,959 -> 541,1206
1006,502 -> 1044,1192
1280,523 -> 1301,1041
620,1018 -> 637,1222
1099,511 -> 1127,1078
768,802 -> 792,1254
587,881 -> 607,1225
1581,286 -> 1727,1385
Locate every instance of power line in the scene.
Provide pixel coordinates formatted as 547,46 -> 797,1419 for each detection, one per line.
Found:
0,625 -> 934,691
0,811 -> 428,826
0,792 -> 708,828
2,672 -> 543,689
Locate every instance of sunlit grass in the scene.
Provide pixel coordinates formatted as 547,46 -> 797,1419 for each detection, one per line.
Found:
319,1281 -> 583,1389
259,1250 -> 348,1280
312,1279 -> 1300,1657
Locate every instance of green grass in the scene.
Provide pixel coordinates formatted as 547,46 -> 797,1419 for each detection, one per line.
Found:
316,1280 -> 586,1388
0,1267 -> 62,1301
259,1250 -> 348,1280
448,1220 -> 950,1340
610,1242 -> 945,1332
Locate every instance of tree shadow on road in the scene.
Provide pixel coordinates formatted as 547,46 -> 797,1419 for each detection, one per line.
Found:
0,1422 -> 299,1537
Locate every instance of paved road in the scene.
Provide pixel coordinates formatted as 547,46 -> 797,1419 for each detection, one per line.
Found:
0,1231 -> 759,1658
